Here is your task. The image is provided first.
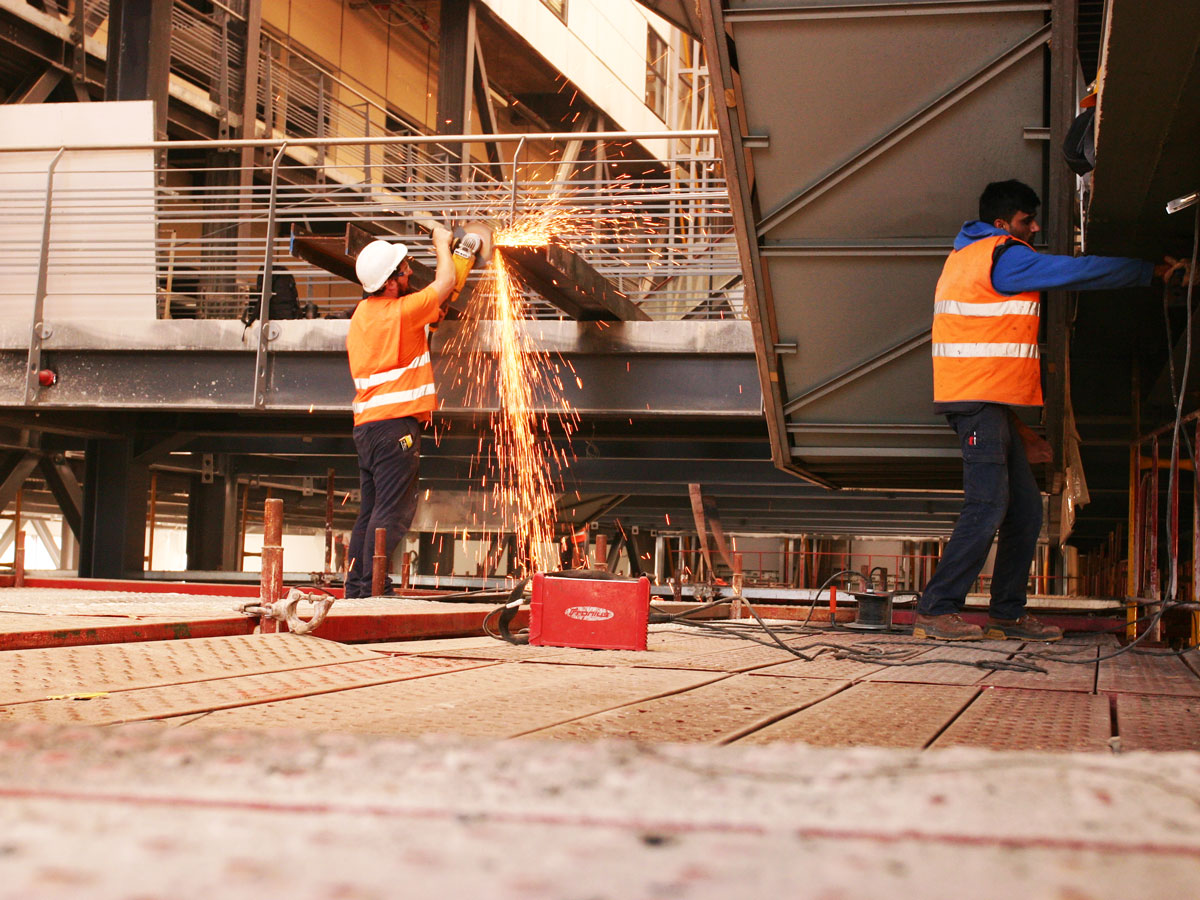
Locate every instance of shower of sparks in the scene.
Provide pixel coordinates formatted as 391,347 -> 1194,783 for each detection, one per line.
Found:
445,214 -> 583,575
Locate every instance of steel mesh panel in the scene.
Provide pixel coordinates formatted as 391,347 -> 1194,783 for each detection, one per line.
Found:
932,688 -> 1111,751
737,682 -> 978,748
1115,694 -> 1200,751
0,634 -> 381,706
530,674 -> 847,743
0,656 -> 491,727
1097,652 -> 1200,697
176,663 -> 716,737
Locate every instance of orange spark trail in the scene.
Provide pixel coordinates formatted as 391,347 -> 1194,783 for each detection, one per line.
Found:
445,217 -> 579,575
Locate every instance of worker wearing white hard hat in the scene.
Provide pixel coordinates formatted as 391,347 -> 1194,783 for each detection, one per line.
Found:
344,229 -> 457,598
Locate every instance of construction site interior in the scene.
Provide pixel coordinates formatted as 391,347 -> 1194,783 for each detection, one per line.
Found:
1,0 -> 1199,896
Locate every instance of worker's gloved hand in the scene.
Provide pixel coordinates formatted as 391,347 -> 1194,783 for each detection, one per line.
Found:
1155,256 -> 1199,286
432,225 -> 453,252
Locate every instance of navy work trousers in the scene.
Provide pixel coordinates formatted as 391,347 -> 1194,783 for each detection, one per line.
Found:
917,403 -> 1042,620
345,416 -> 422,598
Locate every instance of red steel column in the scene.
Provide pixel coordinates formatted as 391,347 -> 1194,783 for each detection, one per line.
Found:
372,527 -> 388,597
260,497 -> 284,633
594,533 -> 608,571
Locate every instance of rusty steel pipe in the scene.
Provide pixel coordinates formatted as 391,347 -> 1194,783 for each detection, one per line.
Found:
260,498 -> 284,633
594,533 -> 608,571
323,468 -> 335,575
372,527 -> 388,597
400,550 -> 411,590
13,530 -> 25,589
731,552 -> 744,619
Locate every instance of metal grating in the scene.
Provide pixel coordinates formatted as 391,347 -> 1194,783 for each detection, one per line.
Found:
1115,694 -> 1200,752
932,688 -> 1112,752
175,663 -> 718,737
528,674 -> 847,744
1097,652 -> 1200,697
737,682 -> 978,749
0,633 -> 381,706
0,656 -> 492,727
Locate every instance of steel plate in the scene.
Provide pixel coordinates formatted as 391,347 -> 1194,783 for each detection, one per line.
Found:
529,674 -> 847,743
932,688 -> 1111,751
737,682 -> 978,748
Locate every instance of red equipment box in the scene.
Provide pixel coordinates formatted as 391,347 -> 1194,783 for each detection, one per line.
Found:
529,574 -> 651,651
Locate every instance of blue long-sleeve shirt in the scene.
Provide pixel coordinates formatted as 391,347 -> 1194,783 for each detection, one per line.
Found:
934,222 -> 1153,414
955,220 -> 1153,293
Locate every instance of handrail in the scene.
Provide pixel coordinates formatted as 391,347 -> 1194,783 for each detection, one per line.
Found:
0,130 -> 720,155
24,147 -> 66,406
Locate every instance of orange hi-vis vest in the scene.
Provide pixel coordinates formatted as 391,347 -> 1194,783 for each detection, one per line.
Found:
347,283 -> 442,426
932,234 -> 1042,407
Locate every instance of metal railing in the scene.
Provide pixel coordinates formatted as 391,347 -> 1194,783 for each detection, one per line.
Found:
1,131 -> 741,323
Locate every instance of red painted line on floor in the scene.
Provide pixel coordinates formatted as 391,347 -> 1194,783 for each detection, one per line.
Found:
1,785 -> 1197,859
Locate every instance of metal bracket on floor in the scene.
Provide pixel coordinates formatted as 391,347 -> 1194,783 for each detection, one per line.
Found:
235,588 -> 334,636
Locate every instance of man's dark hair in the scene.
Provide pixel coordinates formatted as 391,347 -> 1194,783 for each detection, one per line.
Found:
979,180 -> 1040,224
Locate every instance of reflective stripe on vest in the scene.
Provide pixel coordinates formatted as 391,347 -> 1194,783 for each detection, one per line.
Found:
352,353 -> 431,391
932,342 -> 1040,359
352,382 -> 437,415
932,234 -> 1042,407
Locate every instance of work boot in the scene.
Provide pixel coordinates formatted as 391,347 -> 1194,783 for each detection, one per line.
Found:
912,613 -> 984,641
984,614 -> 1063,642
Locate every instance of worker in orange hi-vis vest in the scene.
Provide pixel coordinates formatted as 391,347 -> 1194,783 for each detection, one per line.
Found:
914,179 -> 1195,642
343,226 -> 474,598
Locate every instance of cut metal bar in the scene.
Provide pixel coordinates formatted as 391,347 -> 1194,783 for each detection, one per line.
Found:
498,243 -> 652,321
372,527 -> 387,597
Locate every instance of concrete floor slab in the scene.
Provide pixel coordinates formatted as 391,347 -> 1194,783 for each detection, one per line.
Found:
1,723 -> 1199,899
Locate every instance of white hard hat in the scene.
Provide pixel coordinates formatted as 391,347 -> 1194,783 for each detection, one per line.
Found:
355,239 -> 409,293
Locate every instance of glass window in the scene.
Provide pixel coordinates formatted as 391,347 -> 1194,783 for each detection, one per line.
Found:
645,27 -> 668,120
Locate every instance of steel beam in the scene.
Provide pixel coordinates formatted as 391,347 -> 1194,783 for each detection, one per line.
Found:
0,320 -> 757,417
0,451 -> 39,512
36,454 -> 82,538
78,439 -> 149,579
436,0 -> 475,163
103,0 -> 172,139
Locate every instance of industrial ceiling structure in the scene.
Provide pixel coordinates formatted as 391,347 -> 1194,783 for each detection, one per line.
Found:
1,0 -> 1198,579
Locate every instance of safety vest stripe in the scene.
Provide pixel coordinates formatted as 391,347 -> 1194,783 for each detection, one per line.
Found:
352,353 -> 431,390
352,382 -> 437,414
932,342 -> 1040,359
934,299 -> 1039,317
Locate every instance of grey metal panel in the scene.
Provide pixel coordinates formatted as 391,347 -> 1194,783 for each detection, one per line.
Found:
702,0 -> 1049,488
